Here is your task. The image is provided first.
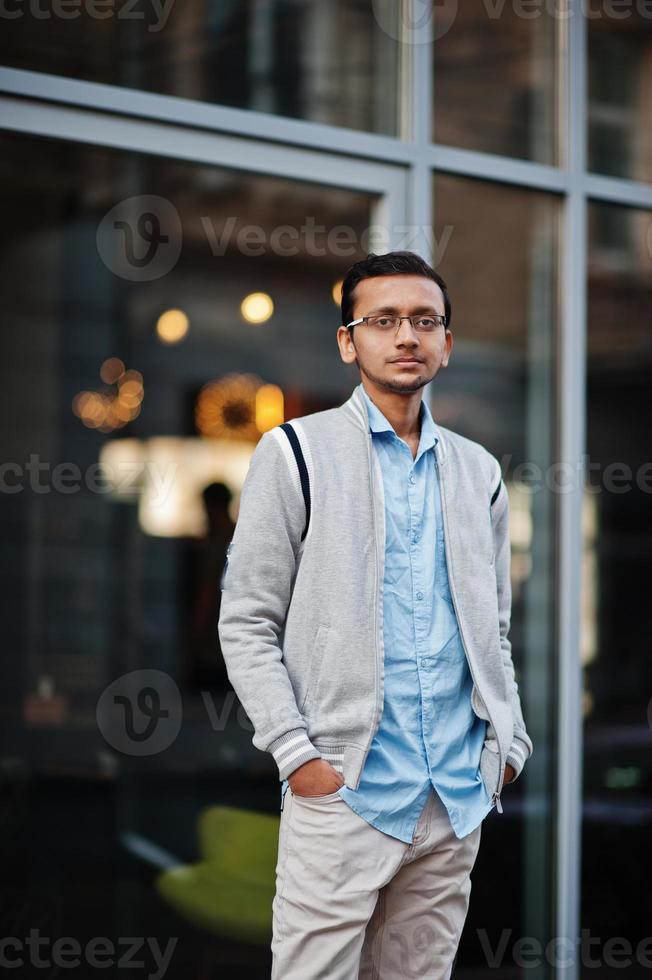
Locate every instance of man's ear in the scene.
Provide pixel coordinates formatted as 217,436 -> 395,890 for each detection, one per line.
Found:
337,325 -> 358,366
441,329 -> 453,368
349,333 -> 360,369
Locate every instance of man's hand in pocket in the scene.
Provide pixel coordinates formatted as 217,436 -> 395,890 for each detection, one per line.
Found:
289,759 -> 345,798
503,763 -> 516,785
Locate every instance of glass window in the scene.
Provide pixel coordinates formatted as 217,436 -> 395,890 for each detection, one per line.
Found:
0,129 -> 376,969
432,1 -> 559,164
583,200 -> 652,961
588,13 -> 652,183
0,0 -> 401,135
433,172 -> 559,975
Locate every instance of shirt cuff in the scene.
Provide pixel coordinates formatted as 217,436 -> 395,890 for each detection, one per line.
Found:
268,728 -> 322,781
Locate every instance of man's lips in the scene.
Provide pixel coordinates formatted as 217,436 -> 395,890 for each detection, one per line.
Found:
390,358 -> 422,364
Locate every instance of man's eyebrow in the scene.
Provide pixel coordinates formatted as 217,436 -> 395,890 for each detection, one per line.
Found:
366,305 -> 444,314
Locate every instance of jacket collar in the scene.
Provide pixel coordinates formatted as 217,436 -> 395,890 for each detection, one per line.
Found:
342,382 -> 446,461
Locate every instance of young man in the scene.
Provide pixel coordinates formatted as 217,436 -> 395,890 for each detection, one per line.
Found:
218,250 -> 534,979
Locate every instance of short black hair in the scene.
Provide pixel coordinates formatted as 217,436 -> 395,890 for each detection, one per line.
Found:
340,250 -> 451,334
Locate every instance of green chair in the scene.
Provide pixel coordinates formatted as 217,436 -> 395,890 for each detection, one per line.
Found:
156,805 -> 280,943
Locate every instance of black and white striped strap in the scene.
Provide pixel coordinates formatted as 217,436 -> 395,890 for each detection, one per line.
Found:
280,421 -> 311,541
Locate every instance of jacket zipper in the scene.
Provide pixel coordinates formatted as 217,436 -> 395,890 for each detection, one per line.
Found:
436,455 -> 505,814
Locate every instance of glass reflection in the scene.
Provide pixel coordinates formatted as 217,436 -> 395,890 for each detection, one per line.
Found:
432,1 -> 559,163
583,200 -> 652,961
0,129 -> 374,975
588,13 -> 652,183
433,172 -> 558,976
0,0 -> 400,135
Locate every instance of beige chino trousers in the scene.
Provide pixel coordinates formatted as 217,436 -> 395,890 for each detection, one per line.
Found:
271,784 -> 483,979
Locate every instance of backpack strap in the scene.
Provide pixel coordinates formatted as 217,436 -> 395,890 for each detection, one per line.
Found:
280,421 -> 311,541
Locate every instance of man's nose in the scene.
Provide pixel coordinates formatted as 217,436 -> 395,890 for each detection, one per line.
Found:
395,319 -> 420,341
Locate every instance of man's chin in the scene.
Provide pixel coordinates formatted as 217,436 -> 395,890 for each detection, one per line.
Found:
383,368 -> 429,392
359,365 -> 433,393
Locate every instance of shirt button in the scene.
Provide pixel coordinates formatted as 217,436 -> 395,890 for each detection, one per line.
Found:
416,591 -> 424,600
409,474 -> 416,484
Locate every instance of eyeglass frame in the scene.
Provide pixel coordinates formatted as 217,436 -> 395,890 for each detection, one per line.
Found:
345,313 -> 448,334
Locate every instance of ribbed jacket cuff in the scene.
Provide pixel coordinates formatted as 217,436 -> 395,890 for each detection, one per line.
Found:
268,728 -> 322,781
505,736 -> 531,782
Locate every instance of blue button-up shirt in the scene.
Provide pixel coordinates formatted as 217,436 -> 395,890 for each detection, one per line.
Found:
334,386 -> 493,842
280,385 -> 493,841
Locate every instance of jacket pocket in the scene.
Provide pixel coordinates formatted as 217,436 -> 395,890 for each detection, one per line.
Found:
479,741 -> 502,797
299,623 -> 330,714
484,735 -> 500,753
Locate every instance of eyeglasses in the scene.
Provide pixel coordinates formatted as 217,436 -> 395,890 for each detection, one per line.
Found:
346,313 -> 447,334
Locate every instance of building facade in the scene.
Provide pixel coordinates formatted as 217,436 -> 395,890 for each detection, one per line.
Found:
0,2 -> 651,977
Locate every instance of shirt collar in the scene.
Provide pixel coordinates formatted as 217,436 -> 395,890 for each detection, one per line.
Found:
359,383 -> 439,454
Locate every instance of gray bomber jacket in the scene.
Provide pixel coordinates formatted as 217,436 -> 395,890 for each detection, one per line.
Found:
218,382 -> 534,815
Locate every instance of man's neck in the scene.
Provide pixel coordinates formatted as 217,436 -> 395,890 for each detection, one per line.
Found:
361,379 -> 423,444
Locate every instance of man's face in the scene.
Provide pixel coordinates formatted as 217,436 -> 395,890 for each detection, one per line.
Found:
337,274 -> 452,394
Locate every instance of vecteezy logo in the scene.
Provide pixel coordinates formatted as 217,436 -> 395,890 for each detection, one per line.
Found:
96,195 -> 182,282
96,669 -> 182,756
371,0 -> 458,43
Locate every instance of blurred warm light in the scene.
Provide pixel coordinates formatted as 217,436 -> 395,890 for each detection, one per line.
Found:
99,439 -> 144,500
98,436 -> 254,537
73,363 -> 144,433
76,391 -> 108,429
195,372 -> 275,441
100,357 -> 125,384
73,391 -> 94,418
88,374 -> 290,536
113,400 -> 134,423
147,436 -> 254,537
118,386 -> 142,410
332,279 -> 343,305
256,384 -> 284,432
240,292 -> 274,323
157,308 -> 189,344
120,369 -> 143,388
